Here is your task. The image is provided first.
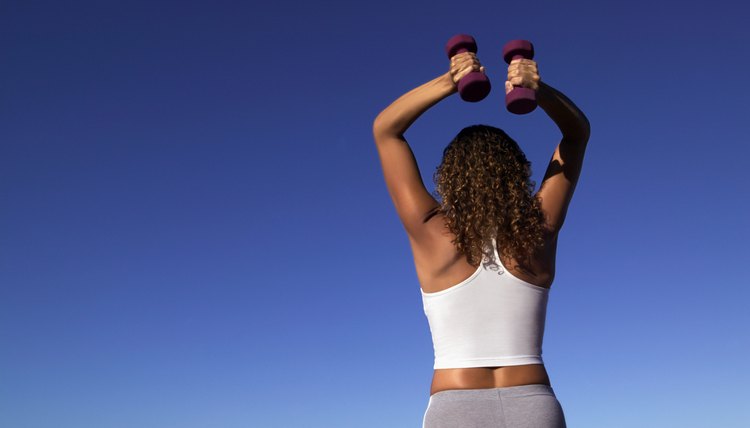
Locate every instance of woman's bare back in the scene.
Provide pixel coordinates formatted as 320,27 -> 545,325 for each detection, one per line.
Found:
410,212 -> 559,396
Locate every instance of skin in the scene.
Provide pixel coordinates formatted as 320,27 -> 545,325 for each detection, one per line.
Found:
373,49 -> 590,397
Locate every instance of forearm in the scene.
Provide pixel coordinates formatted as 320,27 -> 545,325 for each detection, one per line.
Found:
373,72 -> 456,138
537,81 -> 590,141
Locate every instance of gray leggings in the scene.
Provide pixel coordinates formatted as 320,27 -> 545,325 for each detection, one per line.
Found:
422,384 -> 566,428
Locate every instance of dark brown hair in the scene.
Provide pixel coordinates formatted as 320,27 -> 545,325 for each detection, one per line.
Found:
432,125 -> 549,268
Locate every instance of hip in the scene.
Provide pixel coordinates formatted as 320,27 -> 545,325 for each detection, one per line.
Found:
423,383 -> 566,428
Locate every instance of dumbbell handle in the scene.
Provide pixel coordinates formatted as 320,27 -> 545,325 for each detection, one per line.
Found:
502,39 -> 537,114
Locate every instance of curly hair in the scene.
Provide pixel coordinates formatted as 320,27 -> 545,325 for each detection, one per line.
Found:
431,124 -> 549,270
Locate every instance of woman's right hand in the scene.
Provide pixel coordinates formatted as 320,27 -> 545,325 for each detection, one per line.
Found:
449,52 -> 485,87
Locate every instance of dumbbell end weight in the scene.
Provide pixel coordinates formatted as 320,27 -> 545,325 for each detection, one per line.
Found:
505,87 -> 537,114
502,40 -> 534,64
458,72 -> 491,102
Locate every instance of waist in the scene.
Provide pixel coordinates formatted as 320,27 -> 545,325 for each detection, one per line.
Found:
430,364 -> 550,397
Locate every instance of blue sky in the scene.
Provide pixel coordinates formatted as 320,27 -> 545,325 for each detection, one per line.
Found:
1,1 -> 748,427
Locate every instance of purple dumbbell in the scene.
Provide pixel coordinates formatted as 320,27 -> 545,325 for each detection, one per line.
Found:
445,34 -> 491,102
502,39 -> 537,114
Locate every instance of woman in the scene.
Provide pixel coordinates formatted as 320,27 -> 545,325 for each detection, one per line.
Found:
372,48 -> 589,428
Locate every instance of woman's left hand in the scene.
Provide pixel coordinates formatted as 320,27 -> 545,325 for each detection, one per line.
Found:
505,58 -> 541,95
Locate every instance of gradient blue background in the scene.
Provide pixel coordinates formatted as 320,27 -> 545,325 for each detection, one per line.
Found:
2,1 -> 748,427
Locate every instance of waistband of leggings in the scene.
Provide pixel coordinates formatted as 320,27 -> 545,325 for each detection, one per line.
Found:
429,384 -> 555,401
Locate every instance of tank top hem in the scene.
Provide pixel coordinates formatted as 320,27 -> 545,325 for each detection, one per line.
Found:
434,355 -> 544,370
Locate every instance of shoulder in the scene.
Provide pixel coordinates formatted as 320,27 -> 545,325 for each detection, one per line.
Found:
408,211 -> 465,278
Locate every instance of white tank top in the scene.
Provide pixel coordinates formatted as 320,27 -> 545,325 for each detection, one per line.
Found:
421,238 -> 550,369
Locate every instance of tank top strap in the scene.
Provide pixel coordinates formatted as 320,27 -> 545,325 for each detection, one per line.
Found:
490,237 -> 502,264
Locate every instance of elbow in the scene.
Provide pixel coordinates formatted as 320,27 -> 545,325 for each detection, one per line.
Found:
372,113 -> 400,141
562,117 -> 590,143
372,113 -> 385,137
578,112 -> 591,140
372,113 -> 386,138
581,116 -> 591,140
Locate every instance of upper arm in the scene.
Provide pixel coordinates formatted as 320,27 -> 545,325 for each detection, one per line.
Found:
535,134 -> 589,233
373,128 -> 439,240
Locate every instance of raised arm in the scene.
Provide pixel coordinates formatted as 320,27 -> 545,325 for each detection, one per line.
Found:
373,53 -> 483,240
534,80 -> 591,233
